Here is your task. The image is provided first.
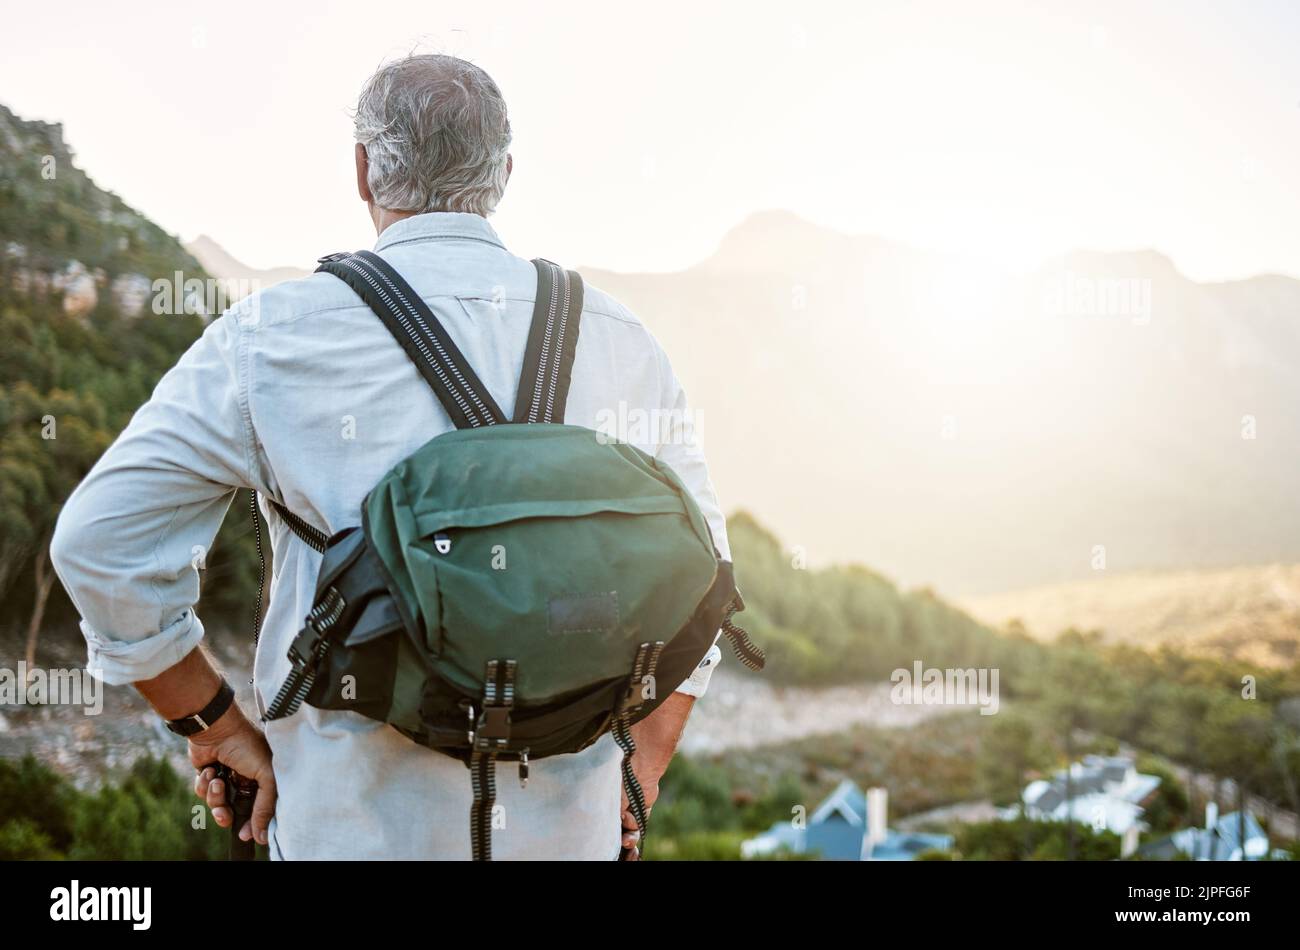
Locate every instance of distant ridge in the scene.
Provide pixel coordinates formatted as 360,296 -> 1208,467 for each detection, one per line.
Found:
960,563 -> 1300,669
579,211 -> 1300,595
184,216 -> 1300,597
185,234 -> 311,290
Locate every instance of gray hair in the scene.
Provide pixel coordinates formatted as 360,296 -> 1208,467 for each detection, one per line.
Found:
353,54 -> 512,215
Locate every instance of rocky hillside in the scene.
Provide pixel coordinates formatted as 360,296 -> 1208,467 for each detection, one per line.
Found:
0,102 -> 231,634
0,103 -> 209,320
961,563 -> 1300,669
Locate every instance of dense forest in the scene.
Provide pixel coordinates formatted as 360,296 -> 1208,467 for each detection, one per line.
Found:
729,511 -> 1300,818
0,103 -> 260,665
0,754 -> 232,860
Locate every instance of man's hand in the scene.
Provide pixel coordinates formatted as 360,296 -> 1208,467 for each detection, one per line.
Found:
619,691 -> 694,860
190,707 -> 277,846
135,646 -> 277,846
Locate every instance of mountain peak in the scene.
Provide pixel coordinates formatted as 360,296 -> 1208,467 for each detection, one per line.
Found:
184,235 -> 311,288
0,101 -> 203,286
720,209 -> 865,247
705,210 -> 902,275
1052,247 -> 1182,280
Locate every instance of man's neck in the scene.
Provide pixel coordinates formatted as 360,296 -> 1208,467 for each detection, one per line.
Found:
373,206 -> 419,236
372,206 -> 485,236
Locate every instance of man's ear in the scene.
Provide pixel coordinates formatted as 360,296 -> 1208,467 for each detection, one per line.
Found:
355,143 -> 373,204
505,153 -> 512,184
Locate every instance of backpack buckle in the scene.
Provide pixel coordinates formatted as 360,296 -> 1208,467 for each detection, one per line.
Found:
473,706 -> 511,750
286,586 -> 346,671
286,625 -> 323,671
619,680 -> 646,716
470,659 -> 514,750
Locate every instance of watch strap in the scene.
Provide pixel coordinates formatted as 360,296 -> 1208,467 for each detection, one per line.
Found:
165,680 -> 235,737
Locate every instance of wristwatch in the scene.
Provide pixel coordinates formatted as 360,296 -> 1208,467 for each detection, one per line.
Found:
164,680 -> 235,737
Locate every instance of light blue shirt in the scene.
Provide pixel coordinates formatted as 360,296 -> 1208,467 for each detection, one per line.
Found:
51,212 -> 728,859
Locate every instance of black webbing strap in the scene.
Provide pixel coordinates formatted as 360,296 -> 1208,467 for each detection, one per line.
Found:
470,658 -> 515,861
513,259 -> 584,424
316,250 -> 507,430
613,641 -> 664,860
721,606 -> 766,671
263,585 -> 346,721
266,497 -> 328,553
469,750 -> 497,862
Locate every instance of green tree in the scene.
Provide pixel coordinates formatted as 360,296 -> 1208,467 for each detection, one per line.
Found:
956,817 -> 1120,861
0,754 -> 80,853
1032,636 -> 1122,860
0,819 -> 61,860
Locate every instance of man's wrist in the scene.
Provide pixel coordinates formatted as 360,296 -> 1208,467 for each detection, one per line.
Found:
136,646 -> 224,720
164,679 -> 235,736
630,692 -> 694,775
188,699 -> 247,746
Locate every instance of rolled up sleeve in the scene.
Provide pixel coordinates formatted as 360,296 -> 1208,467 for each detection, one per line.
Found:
50,311 -> 256,685
81,609 -> 206,685
674,643 -> 722,698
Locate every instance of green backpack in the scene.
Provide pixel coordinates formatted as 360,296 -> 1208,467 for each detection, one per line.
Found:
261,250 -> 764,859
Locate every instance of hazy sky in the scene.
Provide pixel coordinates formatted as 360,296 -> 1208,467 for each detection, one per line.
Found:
3,0 -> 1298,279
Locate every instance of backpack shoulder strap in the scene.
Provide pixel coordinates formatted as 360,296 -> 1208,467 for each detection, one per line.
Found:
266,497 -> 328,552
512,259 -> 584,424
316,250 -> 507,430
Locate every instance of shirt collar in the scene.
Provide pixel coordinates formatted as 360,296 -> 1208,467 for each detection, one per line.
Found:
372,212 -> 507,253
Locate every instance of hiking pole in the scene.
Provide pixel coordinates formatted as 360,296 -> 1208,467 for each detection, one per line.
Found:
226,767 -> 258,861
202,763 -> 258,860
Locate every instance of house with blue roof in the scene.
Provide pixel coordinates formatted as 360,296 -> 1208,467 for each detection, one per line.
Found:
1139,801 -> 1287,861
741,780 -> 954,861
1005,754 -> 1163,857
